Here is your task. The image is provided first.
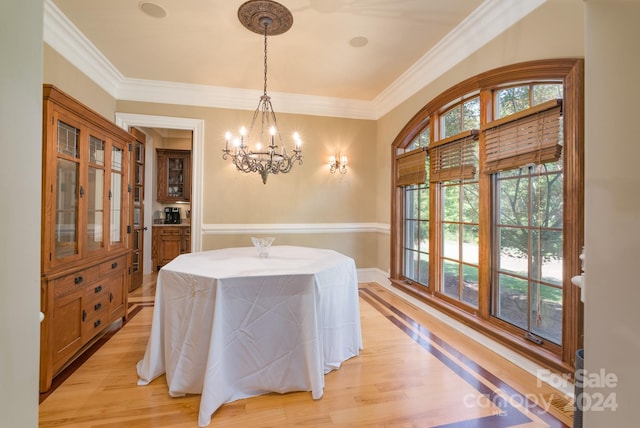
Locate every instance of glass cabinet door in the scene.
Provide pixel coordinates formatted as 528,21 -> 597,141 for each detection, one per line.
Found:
87,135 -> 105,252
110,145 -> 124,246
55,121 -> 80,259
156,149 -> 191,202
167,156 -> 185,199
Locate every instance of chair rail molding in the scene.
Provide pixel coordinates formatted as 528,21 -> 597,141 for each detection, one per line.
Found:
203,222 -> 390,235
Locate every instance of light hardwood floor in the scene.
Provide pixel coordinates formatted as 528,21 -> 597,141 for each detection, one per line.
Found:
39,274 -> 573,427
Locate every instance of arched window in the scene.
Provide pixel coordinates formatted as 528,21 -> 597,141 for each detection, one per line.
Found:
390,59 -> 584,372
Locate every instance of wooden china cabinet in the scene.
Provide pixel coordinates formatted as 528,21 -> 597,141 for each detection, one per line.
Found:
39,85 -> 133,392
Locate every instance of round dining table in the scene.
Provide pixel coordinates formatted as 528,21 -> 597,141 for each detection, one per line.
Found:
136,245 -> 363,427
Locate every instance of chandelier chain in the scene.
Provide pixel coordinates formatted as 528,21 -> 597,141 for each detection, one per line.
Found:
263,22 -> 268,97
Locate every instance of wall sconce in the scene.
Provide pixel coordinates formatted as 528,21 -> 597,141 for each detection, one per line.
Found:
329,154 -> 348,174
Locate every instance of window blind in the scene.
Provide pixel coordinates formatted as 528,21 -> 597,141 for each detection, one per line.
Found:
482,99 -> 562,174
396,147 -> 427,186
429,130 -> 479,183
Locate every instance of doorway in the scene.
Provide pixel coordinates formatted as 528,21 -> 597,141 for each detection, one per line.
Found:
115,113 -> 204,276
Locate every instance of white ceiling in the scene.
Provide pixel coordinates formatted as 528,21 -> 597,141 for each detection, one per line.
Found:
46,0 -> 547,119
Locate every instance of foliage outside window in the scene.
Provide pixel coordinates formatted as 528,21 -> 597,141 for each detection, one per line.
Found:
493,161 -> 563,344
440,98 -> 480,138
403,178 -> 430,286
400,125 -> 430,154
496,84 -> 563,119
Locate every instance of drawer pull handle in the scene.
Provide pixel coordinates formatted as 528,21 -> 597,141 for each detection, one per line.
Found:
74,276 -> 83,284
111,262 -> 118,269
82,310 -> 87,322
94,285 -> 103,294
94,319 -> 101,328
109,292 -> 113,303
94,303 -> 102,311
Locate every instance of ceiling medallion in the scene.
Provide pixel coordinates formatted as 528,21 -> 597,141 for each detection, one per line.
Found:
237,0 -> 293,36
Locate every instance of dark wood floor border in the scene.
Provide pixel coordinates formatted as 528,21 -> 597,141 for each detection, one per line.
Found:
38,302 -> 155,404
359,287 -> 569,428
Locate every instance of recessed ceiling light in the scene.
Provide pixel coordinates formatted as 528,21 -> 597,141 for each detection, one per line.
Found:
349,36 -> 368,48
139,2 -> 167,18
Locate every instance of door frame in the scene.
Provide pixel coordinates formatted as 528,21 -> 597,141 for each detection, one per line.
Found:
115,113 -> 204,274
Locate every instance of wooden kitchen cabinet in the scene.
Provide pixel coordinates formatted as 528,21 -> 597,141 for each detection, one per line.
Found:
156,149 -> 191,202
40,85 -> 133,392
152,225 -> 191,270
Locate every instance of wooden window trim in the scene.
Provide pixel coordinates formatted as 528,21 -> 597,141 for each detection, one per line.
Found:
390,58 -> 584,374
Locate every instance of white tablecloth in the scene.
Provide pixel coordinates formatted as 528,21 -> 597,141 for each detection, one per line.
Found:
136,246 -> 362,427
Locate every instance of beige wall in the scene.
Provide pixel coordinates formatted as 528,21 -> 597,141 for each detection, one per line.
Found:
116,99 -> 378,266
202,232 -> 379,269
584,1 -> 640,426
116,100 -> 377,223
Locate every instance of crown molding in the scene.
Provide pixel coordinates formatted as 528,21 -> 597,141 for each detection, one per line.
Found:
116,78 -> 376,120
43,0 -> 546,120
372,0 -> 547,117
43,0 -> 123,98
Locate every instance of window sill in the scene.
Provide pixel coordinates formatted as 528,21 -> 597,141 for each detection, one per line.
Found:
389,278 -> 573,376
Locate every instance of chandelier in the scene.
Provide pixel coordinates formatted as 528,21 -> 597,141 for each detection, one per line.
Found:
222,0 -> 303,184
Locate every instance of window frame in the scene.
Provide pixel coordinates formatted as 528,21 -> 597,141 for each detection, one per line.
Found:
389,58 -> 584,373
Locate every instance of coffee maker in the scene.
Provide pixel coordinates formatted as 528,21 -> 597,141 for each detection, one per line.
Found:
164,207 -> 181,224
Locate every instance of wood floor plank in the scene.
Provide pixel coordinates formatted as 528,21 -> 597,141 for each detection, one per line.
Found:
39,277 -> 571,427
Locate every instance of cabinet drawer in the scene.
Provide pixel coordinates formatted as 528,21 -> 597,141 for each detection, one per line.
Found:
82,313 -> 107,338
160,228 -> 182,236
84,294 -> 109,318
52,267 -> 99,299
85,281 -> 108,300
99,255 -> 126,277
